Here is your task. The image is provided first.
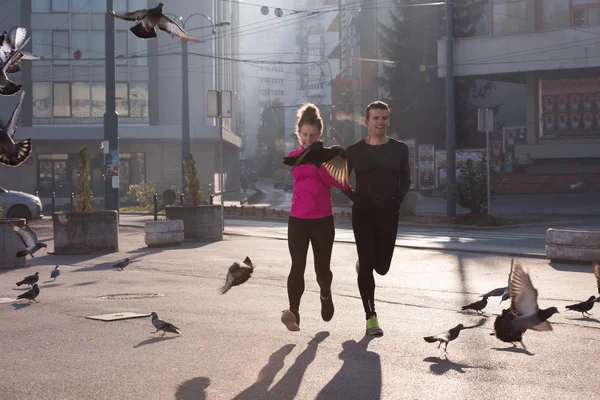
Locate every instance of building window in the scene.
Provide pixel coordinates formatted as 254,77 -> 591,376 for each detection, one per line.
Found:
572,1 -> 600,26
128,32 -> 148,66
91,30 -> 105,61
32,0 -> 50,13
92,83 -> 106,118
116,30 -> 128,65
116,82 -> 129,117
71,0 -> 90,13
37,154 -> 69,198
32,30 -> 51,65
119,153 -> 146,193
130,82 -> 149,118
540,0 -> 570,30
33,82 -> 52,118
52,30 -> 69,65
53,82 -> 71,117
492,0 -> 536,35
52,0 -> 68,12
71,30 -> 90,61
71,82 -> 91,118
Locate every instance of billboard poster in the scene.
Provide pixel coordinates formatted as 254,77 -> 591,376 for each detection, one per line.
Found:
404,138 -> 417,189
435,150 -> 446,188
540,78 -> 600,138
418,144 -> 435,190
503,126 -> 524,173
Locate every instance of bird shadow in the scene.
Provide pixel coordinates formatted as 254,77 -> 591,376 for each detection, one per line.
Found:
231,343 -> 296,400
492,347 -> 534,356
174,376 -> 211,400
71,280 -> 99,287
316,335 -> 381,399
12,303 -> 31,310
133,335 -> 179,348
234,331 -> 330,400
12,287 -> 30,291
41,282 -> 62,288
72,262 -> 122,272
423,356 -> 478,375
568,317 -> 600,324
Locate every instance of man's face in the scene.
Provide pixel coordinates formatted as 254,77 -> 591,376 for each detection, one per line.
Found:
365,108 -> 390,138
299,124 -> 320,148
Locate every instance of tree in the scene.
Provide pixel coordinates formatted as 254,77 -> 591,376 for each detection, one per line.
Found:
76,147 -> 93,212
378,0 -> 493,148
256,98 -> 285,174
453,157 -> 503,214
183,154 -> 204,206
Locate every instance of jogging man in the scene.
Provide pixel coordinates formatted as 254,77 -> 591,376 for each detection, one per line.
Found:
343,101 -> 411,336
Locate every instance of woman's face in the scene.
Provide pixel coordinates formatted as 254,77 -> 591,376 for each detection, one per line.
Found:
299,124 -> 320,148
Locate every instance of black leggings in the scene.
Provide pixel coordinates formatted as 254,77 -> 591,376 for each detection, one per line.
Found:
287,215 -> 335,311
352,205 -> 399,319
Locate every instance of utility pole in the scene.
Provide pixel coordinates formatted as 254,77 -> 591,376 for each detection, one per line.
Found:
445,0 -> 456,217
104,0 -> 119,211
181,38 -> 190,193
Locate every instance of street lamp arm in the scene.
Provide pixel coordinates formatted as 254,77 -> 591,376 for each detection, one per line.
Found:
185,13 -> 216,34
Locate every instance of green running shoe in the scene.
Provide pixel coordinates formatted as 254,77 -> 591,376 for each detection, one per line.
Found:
355,259 -> 359,274
366,315 -> 383,336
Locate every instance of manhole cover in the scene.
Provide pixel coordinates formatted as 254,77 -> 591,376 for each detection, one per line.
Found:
97,293 -> 165,300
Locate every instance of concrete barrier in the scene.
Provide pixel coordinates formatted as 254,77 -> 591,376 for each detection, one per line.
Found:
0,218 -> 26,269
53,211 -> 119,254
545,228 -> 600,262
144,220 -> 184,247
165,205 -> 223,241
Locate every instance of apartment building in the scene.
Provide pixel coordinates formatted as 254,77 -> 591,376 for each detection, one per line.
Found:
0,0 -> 243,204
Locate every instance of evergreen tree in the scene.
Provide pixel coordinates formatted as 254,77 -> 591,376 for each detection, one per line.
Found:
183,155 -> 204,206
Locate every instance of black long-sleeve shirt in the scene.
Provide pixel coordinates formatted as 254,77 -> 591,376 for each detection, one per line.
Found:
344,138 -> 411,208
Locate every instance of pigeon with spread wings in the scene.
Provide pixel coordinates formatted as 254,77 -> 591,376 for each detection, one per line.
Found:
0,27 -> 45,74
109,3 -> 201,42
282,141 -> 348,186
0,41 -> 26,96
12,224 -> 47,258
219,257 -> 254,294
491,261 -> 558,348
0,91 -> 31,166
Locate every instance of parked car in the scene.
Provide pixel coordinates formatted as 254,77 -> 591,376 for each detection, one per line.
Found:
0,187 -> 44,222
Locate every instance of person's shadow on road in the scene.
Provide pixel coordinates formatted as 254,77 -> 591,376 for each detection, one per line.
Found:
316,335 -> 381,400
175,377 -> 211,400
233,331 -> 330,400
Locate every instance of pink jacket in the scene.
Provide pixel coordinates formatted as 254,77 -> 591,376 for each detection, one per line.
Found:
288,147 -> 349,219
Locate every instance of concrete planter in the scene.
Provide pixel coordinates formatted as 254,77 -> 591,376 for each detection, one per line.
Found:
144,219 -> 184,247
165,205 -> 223,241
546,228 -> 600,262
0,218 -> 26,269
53,211 -> 119,255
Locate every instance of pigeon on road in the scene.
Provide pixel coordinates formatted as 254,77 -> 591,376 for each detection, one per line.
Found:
150,312 -> 180,336
17,283 -> 39,303
0,91 -> 31,166
112,258 -> 130,270
565,295 -> 596,317
423,319 -> 484,356
12,224 -> 47,257
219,256 -> 254,294
16,272 -> 39,288
491,261 -> 559,348
461,295 -> 489,315
282,141 -> 348,186
50,265 -> 60,281
109,3 -> 202,42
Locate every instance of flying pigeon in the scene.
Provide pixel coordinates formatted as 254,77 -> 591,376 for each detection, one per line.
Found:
490,261 -> 559,348
12,224 -> 47,258
282,141 -> 348,186
0,38 -> 27,96
112,258 -> 130,270
150,312 -> 181,336
16,271 -> 39,288
109,3 -> 202,42
594,261 -> 600,300
17,283 -> 39,303
0,91 -> 31,166
0,27 -> 44,73
219,256 -> 254,294
461,295 -> 489,315
50,265 -> 60,281
565,295 -> 596,318
490,308 -> 525,348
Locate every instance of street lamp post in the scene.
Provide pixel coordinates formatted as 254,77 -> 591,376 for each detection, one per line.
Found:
104,0 -> 119,211
174,13 -> 230,196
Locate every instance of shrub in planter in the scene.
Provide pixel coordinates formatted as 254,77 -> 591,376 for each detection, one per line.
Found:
184,155 -> 204,205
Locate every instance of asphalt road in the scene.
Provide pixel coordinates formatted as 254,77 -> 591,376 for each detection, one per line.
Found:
1,222 -> 599,399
